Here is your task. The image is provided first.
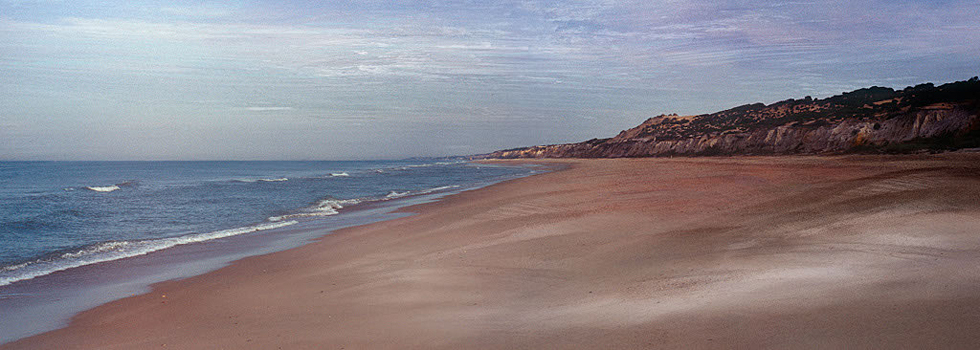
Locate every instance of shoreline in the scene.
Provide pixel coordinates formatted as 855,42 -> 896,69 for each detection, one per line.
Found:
7,154 -> 980,348
0,164 -> 542,344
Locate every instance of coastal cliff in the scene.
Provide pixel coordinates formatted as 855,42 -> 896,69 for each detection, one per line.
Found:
482,77 -> 980,158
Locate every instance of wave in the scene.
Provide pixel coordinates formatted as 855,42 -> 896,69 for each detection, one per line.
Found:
372,160 -> 468,172
330,172 -> 349,177
267,198 -> 359,222
81,180 -> 138,193
84,185 -> 120,192
1,181 -> 465,287
5,209 -> 84,231
413,185 -> 460,195
267,185 -> 460,223
232,177 -> 288,183
380,185 -> 458,201
398,161 -> 466,170
0,220 -> 298,287
385,191 -> 410,198
377,185 -> 459,201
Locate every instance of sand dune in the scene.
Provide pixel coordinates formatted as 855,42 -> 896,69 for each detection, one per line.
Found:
6,154 -> 980,349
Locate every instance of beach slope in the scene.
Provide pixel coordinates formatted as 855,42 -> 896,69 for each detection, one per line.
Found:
7,154 -> 980,349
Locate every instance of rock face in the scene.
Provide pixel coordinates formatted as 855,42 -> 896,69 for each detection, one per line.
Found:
482,77 -> 980,159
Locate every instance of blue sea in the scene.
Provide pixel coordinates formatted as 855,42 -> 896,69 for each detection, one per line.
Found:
0,160 -> 532,286
0,160 -> 536,342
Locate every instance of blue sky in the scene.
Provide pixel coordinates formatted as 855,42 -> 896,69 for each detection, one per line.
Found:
1,0 -> 978,160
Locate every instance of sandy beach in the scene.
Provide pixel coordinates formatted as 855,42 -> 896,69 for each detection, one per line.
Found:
6,154 -> 980,349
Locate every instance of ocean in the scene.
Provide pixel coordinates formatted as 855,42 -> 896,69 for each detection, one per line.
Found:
0,160 -> 537,342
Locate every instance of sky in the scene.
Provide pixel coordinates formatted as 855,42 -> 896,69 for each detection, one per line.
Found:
1,0 -> 978,160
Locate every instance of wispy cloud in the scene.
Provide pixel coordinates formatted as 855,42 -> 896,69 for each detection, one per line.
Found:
1,0 -> 978,159
160,5 -> 232,19
243,107 -> 294,111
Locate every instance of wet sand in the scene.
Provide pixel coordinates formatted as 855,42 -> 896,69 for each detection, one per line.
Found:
6,154 -> 980,349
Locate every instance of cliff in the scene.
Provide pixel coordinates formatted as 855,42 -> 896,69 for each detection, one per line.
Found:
481,77 -> 980,158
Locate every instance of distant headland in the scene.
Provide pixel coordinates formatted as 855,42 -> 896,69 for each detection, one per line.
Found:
478,76 -> 980,158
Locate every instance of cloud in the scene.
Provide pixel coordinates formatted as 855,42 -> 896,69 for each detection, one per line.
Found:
243,107 -> 294,111
1,0 -> 63,5
2,1 -> 976,96
160,6 -> 232,19
2,0 -> 979,159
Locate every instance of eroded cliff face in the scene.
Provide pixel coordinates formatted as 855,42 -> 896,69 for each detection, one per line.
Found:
482,78 -> 980,159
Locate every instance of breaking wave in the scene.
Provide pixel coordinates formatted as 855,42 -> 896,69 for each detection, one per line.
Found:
81,181 -> 137,193
3,170 -> 469,288
386,191 -> 410,198
0,220 -> 298,287
267,185 -> 460,222
232,177 -> 289,183
84,185 -> 119,192
268,198 -> 358,222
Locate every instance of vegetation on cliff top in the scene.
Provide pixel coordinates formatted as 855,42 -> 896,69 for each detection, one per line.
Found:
618,77 -> 980,143
481,76 -> 980,158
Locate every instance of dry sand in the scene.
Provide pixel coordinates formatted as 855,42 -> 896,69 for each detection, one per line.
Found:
6,154 -> 980,349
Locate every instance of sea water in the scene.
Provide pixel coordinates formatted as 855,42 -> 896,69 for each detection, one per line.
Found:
0,160 -> 536,342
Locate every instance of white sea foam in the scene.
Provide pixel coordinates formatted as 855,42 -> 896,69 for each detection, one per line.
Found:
81,181 -> 137,192
267,183 -> 461,224
0,220 -> 298,287
319,198 -> 363,208
2,182 -> 468,287
84,185 -> 120,192
401,161 -> 465,169
233,177 -> 289,183
267,212 -> 332,222
385,161 -> 466,171
408,185 -> 459,196
386,191 -> 410,198
331,172 -> 350,177
0,262 -> 30,273
423,185 -> 459,193
380,185 -> 459,200
267,198 -> 359,222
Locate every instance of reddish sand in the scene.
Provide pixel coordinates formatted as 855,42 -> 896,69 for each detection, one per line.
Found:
6,154 -> 980,349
